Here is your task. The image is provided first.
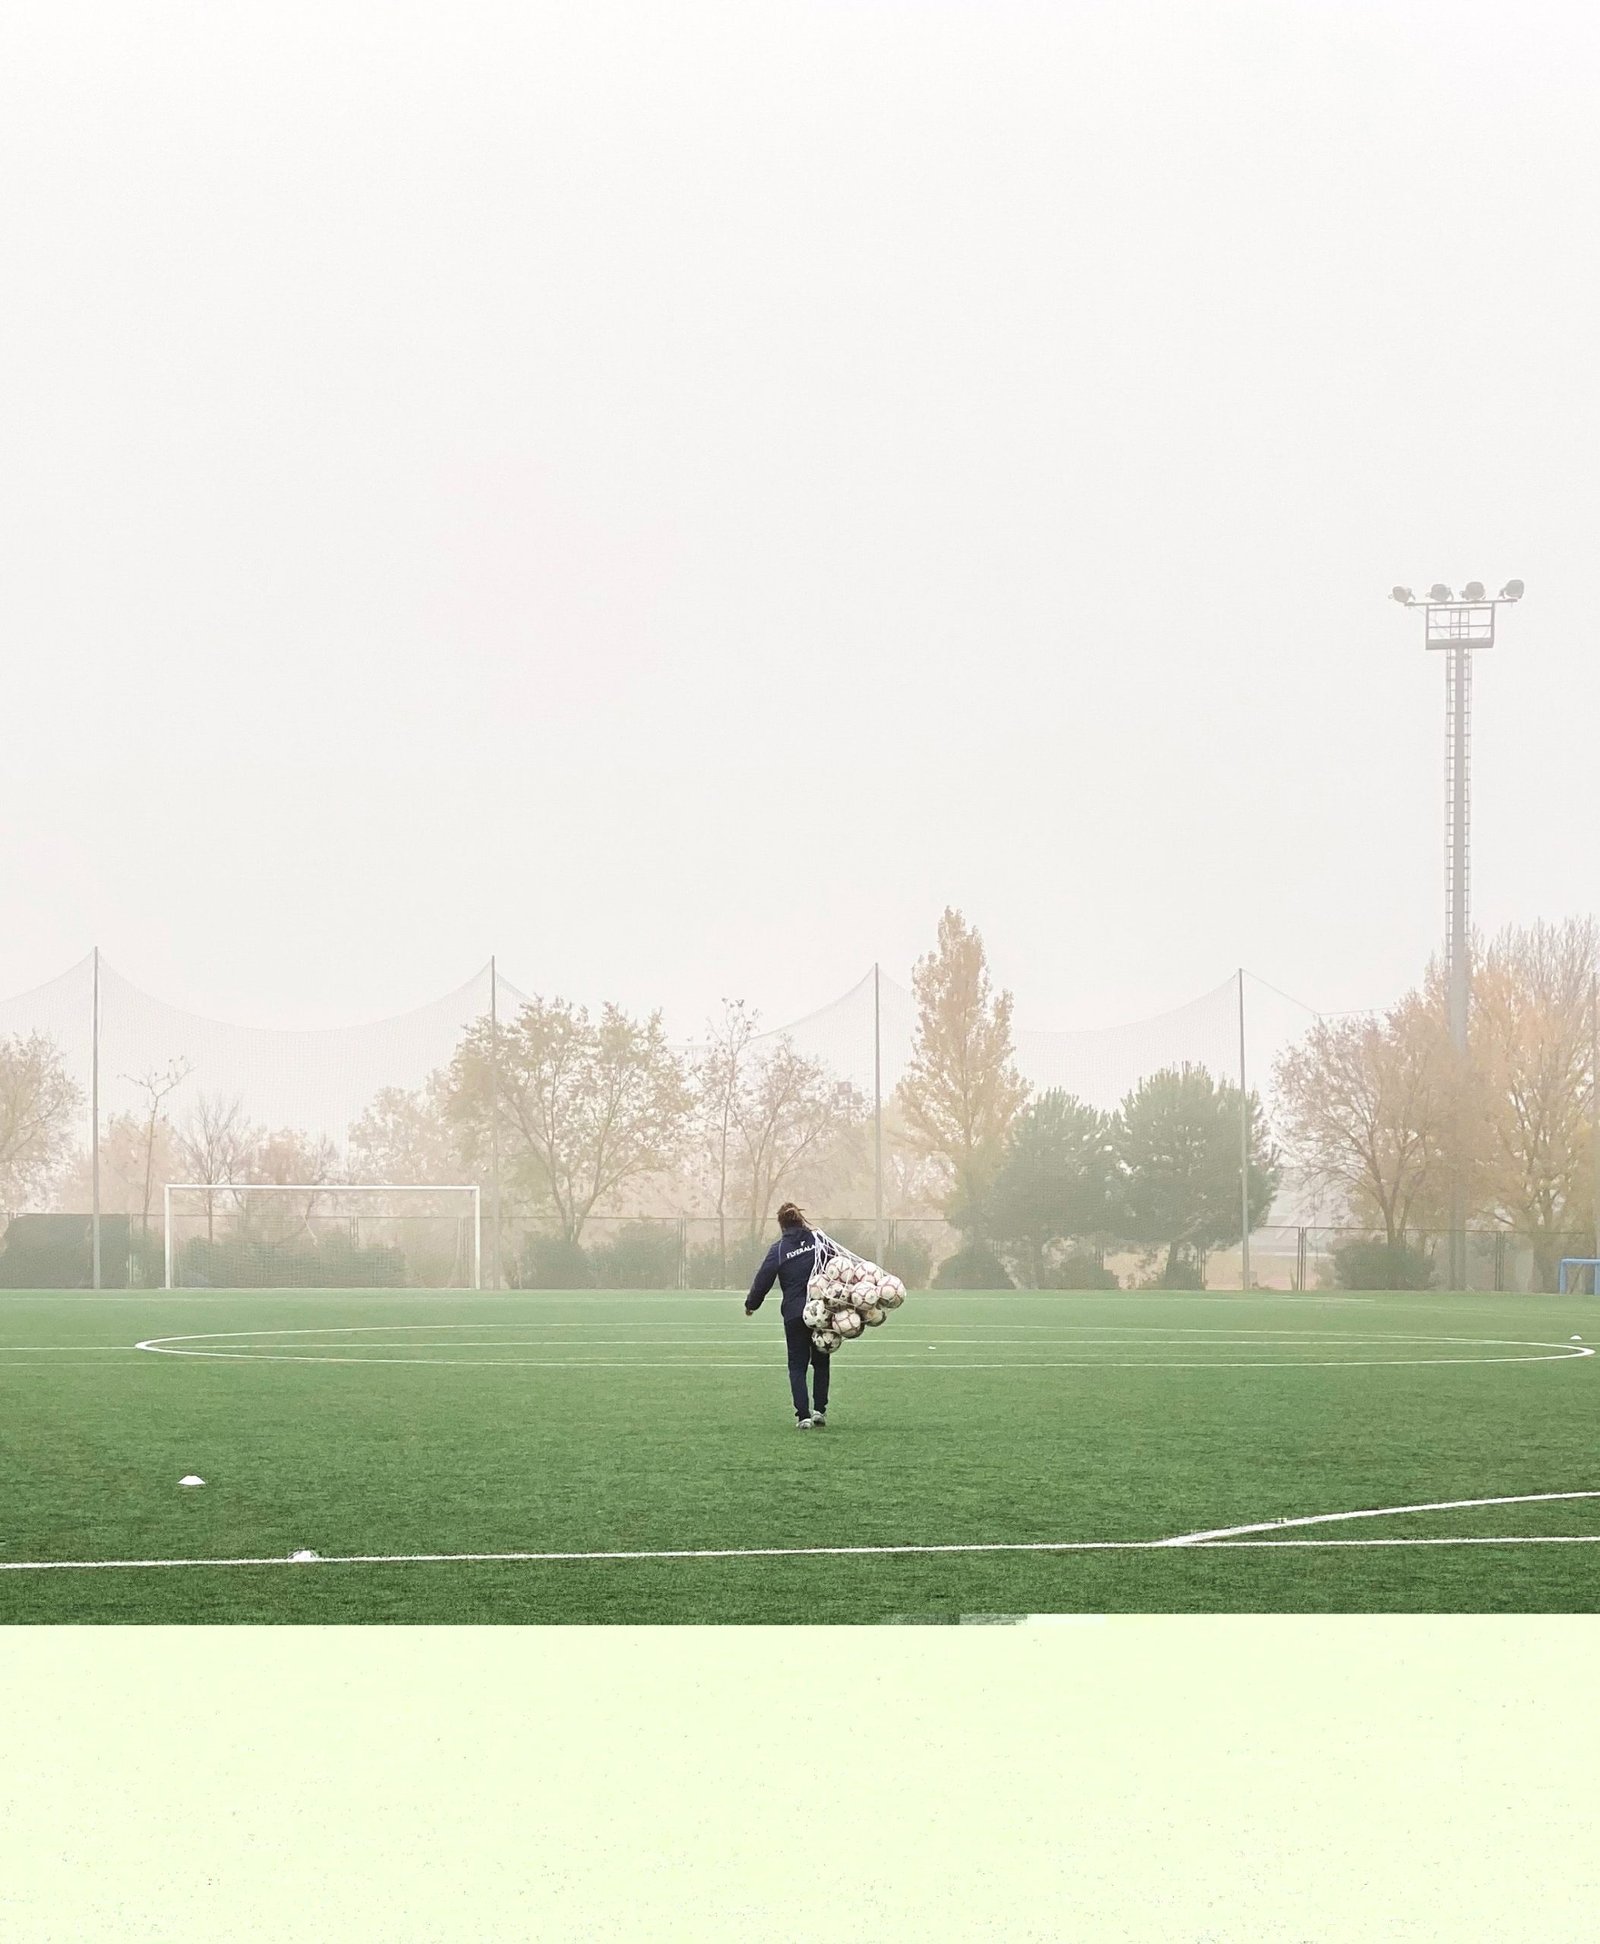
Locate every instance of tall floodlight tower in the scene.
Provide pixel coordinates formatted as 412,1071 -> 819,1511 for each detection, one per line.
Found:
1390,578 -> 1524,1288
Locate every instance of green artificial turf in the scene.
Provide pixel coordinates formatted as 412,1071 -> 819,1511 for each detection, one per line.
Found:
2,1287 -> 1597,1622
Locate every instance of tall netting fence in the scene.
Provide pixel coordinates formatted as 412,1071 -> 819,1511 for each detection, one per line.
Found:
0,957 -> 526,1288
0,954 -> 1589,1290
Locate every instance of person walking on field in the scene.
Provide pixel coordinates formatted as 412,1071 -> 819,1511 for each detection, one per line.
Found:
744,1202 -> 831,1428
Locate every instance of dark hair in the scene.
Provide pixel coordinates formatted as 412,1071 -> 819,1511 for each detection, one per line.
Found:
776,1202 -> 807,1231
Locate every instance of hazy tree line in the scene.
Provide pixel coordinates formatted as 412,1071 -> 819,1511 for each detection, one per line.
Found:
0,910 -> 1592,1288
1274,917 -> 1599,1289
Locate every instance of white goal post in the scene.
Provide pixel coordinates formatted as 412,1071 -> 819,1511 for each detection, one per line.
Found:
163,1183 -> 482,1291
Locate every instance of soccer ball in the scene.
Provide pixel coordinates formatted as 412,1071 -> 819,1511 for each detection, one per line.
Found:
832,1308 -> 864,1339
878,1283 -> 905,1309
845,1284 -> 876,1312
861,1304 -> 886,1327
802,1295 -> 828,1329
812,1327 -> 841,1353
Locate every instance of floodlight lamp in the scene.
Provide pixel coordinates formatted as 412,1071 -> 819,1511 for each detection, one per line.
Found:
1390,586 -> 1414,604
1462,581 -> 1485,601
1428,583 -> 1453,604
1499,579 -> 1524,601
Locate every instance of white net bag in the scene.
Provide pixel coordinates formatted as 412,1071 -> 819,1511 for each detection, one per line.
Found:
805,1229 -> 908,1352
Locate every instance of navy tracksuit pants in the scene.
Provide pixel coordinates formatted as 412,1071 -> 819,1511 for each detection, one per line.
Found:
783,1314 -> 831,1419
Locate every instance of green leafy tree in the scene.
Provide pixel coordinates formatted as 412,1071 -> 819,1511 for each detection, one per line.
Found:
1115,1064 -> 1279,1285
447,996 -> 690,1241
898,908 -> 1028,1232
986,1090 -> 1120,1286
348,1076 -> 464,1185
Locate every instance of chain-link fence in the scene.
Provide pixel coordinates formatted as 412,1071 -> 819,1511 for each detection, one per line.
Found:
0,1203 -> 1591,1293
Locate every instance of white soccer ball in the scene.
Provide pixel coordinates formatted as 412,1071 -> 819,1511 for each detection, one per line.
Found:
861,1304 -> 886,1327
878,1284 -> 905,1309
802,1295 -> 828,1329
812,1327 -> 841,1354
832,1308 -> 864,1339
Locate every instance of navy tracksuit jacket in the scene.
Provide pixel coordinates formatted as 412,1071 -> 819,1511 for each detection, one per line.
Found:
745,1227 -> 831,1419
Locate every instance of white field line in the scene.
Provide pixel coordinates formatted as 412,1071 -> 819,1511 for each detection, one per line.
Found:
129,1346 -> 1595,1371
15,1291 -> 1381,1302
4,1492 -> 1599,1577
1189,1537 -> 1600,1548
130,1323 -> 1597,1372
118,1332 -> 1560,1357
1157,1488 -> 1600,1545
125,1328 -> 1497,1344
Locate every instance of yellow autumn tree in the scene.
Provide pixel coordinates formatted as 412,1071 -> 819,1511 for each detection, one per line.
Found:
897,909 -> 1028,1230
1472,917 -> 1599,1286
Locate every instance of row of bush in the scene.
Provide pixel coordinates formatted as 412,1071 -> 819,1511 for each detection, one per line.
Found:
0,1215 -> 163,1288
505,1222 -> 940,1291
179,1234 -> 408,1288
0,1210 -> 1440,1293
926,1237 -> 1436,1292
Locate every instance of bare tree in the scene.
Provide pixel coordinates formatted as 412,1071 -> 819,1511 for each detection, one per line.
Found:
177,1093 -> 261,1240
122,1059 -> 193,1235
1273,991 -> 1458,1244
247,1125 -> 341,1240
1473,917 -> 1600,1286
730,1038 -> 866,1244
697,999 -> 760,1276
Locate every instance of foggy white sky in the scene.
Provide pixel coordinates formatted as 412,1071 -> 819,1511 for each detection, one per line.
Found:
1,0 -> 1595,1038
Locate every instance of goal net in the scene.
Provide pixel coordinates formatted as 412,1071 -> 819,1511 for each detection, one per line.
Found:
163,1184 -> 481,1290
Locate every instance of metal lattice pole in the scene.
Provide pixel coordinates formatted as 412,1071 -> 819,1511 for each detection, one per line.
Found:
1391,579 -> 1523,1291
490,956 -> 503,1291
1592,974 -> 1599,1275
1238,969 -> 1251,1292
91,946 -> 102,1292
1445,646 -> 1471,1290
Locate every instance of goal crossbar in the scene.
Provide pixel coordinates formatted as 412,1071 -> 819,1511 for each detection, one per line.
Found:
163,1183 -> 482,1291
